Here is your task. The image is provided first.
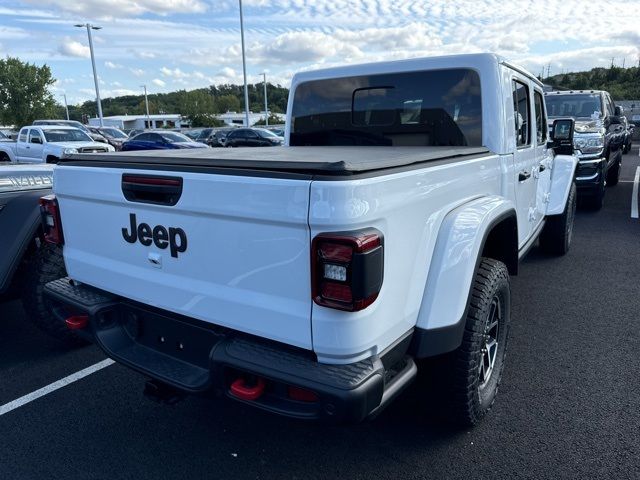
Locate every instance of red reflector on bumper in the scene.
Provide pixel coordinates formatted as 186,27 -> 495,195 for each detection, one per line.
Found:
287,386 -> 318,403
65,315 -> 88,330
230,377 -> 266,401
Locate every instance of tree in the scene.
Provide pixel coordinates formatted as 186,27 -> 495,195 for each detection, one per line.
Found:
253,114 -> 284,126
0,57 -> 57,127
216,94 -> 241,113
189,114 -> 225,128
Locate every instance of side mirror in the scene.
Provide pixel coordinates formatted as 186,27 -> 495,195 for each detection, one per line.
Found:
609,116 -> 622,125
550,118 -> 574,155
615,105 -> 624,116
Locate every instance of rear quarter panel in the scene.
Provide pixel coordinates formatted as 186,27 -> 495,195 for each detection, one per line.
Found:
309,154 -> 508,363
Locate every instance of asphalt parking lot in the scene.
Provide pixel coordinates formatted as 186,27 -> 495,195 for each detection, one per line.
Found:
2,146 -> 640,479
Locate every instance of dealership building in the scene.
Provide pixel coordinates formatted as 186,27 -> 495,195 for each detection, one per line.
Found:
88,114 -> 186,131
90,111 -> 286,130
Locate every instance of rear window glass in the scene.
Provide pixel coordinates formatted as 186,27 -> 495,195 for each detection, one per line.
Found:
290,69 -> 482,147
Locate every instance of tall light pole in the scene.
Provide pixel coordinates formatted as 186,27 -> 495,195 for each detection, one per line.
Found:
238,0 -> 250,127
141,84 -> 150,127
63,93 -> 70,120
261,72 -> 268,126
75,23 -> 104,126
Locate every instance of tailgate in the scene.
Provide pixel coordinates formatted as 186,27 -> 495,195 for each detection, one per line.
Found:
54,165 -> 313,349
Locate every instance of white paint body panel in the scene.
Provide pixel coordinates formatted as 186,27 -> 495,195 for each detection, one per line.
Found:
55,166 -> 314,349
55,53 -> 578,364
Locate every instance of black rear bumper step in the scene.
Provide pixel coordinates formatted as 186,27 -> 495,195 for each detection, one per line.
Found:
44,278 -> 416,422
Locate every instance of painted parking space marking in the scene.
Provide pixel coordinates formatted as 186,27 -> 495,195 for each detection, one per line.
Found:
0,359 -> 115,416
632,166 -> 640,219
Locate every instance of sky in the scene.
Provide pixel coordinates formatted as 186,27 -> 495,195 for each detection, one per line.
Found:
1,0 -> 639,105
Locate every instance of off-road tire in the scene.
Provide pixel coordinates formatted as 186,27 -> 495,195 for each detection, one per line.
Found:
606,157 -> 621,186
0,152 -> 10,162
539,182 -> 576,255
428,258 -> 510,427
21,243 -> 85,345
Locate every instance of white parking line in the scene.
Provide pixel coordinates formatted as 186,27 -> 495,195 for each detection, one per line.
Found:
0,359 -> 115,416
632,167 -> 640,219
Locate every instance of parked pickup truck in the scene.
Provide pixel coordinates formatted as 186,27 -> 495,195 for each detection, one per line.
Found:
0,125 -> 113,164
0,163 -> 71,342
43,54 -> 577,425
544,90 -> 625,209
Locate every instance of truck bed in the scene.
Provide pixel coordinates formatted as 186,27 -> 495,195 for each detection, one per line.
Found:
62,146 -> 490,176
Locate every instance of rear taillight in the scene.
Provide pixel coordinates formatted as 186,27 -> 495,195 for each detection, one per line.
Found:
39,194 -> 64,245
311,229 -> 384,311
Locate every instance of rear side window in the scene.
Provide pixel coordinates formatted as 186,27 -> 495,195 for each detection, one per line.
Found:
19,129 -> 28,142
533,91 -> 547,144
512,80 -> 531,147
290,68 -> 482,147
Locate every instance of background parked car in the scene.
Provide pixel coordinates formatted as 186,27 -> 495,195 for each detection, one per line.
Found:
126,128 -> 146,138
194,127 -> 236,147
33,119 -> 107,143
265,126 -> 285,137
621,116 -> 633,153
88,126 -> 128,151
0,128 -> 18,140
121,131 -> 209,151
182,128 -> 203,140
225,128 -> 284,147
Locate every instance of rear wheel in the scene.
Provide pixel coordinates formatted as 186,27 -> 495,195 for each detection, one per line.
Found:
21,243 -> 86,346
427,258 -> 510,426
539,182 -> 576,255
0,152 -> 10,162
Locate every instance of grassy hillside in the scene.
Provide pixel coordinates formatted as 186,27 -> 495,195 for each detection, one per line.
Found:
543,65 -> 640,100
57,83 -> 290,126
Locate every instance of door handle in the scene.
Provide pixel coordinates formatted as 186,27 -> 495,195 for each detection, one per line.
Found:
539,163 -> 546,172
518,170 -> 531,182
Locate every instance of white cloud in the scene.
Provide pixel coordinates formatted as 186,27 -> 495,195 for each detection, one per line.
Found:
0,26 -> 29,40
58,38 -> 89,58
160,67 -> 189,79
22,0 -> 208,18
6,0 -> 640,103
152,78 -> 166,87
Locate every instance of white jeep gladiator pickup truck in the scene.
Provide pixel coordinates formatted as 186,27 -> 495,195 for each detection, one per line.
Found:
43,54 -> 577,425
0,125 -> 113,164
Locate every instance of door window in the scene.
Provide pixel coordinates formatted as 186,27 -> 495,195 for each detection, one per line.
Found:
29,129 -> 42,144
512,80 -> 531,147
19,129 -> 28,142
533,91 -> 547,145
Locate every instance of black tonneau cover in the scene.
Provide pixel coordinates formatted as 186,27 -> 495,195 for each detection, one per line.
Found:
63,146 -> 491,175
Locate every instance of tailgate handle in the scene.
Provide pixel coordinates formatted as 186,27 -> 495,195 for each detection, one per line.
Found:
122,174 -> 183,206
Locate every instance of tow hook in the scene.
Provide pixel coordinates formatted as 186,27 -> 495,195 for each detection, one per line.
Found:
64,315 -> 88,330
143,379 -> 186,405
230,376 -> 266,401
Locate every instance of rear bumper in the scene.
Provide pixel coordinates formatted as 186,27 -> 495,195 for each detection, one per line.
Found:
44,277 -> 416,422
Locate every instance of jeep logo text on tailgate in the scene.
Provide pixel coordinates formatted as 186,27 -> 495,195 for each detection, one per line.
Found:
122,213 -> 187,258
